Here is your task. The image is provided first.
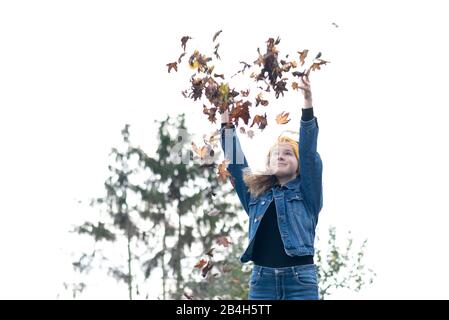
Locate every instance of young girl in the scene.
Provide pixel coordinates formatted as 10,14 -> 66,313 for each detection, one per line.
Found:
219,76 -> 323,300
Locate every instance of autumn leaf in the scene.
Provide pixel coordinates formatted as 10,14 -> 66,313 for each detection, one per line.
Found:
214,43 -> 221,60
314,52 -> 322,60
166,62 -> 178,73
239,127 -> 246,134
240,89 -> 250,97
181,36 -> 192,51
292,70 -> 307,78
306,59 -> 330,76
205,208 -> 220,216
184,293 -> 194,300
191,141 -> 213,161
214,73 -> 225,79
291,82 -> 299,90
231,61 -> 252,78
202,104 -> 217,124
201,261 -> 214,278
194,259 -> 207,269
247,130 -> 255,139
276,111 -> 291,124
230,100 -> 251,125
255,93 -> 269,106
251,113 -> 268,130
217,159 -> 231,183
213,30 -> 222,42
204,129 -> 220,147
178,52 -> 186,64
274,79 -> 288,98
216,236 -> 232,247
218,83 -> 229,102
205,248 -> 215,257
298,50 -> 308,66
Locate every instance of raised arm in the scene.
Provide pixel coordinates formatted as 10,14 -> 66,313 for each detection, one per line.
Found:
297,76 -> 323,216
220,110 -> 251,215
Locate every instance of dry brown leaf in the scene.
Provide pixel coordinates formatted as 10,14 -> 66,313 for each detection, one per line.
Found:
166,62 -> 178,73
276,111 -> 291,124
216,236 -> 232,247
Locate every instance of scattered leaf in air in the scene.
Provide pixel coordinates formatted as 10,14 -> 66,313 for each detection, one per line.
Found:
251,113 -> 268,130
217,159 -> 231,183
298,50 -> 308,66
181,36 -> 192,51
201,261 -> 214,278
205,247 -> 215,257
276,111 -> 291,124
216,236 -> 232,247
166,62 -> 178,73
194,259 -> 207,269
213,30 -> 222,42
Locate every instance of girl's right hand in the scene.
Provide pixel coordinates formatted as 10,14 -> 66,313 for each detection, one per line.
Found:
221,109 -> 230,124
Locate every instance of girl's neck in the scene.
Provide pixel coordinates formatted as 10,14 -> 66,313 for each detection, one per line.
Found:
276,175 -> 296,187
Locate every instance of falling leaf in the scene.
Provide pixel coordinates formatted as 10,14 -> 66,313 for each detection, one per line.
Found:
213,30 -> 222,42
178,52 -> 186,63
239,127 -> 246,134
217,159 -> 231,183
214,73 -> 225,79
191,141 -> 213,161
214,43 -> 221,60
247,130 -> 255,139
314,52 -> 322,60
291,82 -> 299,90
255,93 -> 269,106
276,111 -> 291,124
166,62 -> 178,73
251,113 -> 268,130
202,104 -> 217,123
205,248 -> 215,257
181,36 -> 192,51
332,22 -> 339,28
298,50 -> 308,66
216,236 -> 232,247
231,61 -> 251,78
292,70 -> 307,78
206,208 -> 220,216
240,89 -> 250,97
194,259 -> 207,269
230,100 -> 251,125
308,59 -> 330,73
201,261 -> 214,278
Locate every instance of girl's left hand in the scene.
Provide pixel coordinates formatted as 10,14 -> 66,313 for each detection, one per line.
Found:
297,76 -> 313,108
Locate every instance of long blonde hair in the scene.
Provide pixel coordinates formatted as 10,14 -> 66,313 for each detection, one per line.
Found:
243,135 -> 299,198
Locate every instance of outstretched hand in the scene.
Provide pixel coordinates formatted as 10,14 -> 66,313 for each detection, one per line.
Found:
297,76 -> 313,108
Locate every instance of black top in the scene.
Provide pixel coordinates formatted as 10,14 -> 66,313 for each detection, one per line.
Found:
251,202 -> 314,267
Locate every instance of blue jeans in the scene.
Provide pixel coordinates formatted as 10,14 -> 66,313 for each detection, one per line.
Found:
248,264 -> 319,300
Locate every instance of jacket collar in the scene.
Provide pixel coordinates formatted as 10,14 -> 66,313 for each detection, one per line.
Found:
273,175 -> 300,190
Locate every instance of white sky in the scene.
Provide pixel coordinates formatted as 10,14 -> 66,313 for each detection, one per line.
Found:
1,0 -> 449,299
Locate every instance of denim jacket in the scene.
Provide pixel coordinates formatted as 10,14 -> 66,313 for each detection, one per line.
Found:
220,117 -> 323,263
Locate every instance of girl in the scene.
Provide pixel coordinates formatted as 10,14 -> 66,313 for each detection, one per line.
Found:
219,76 -> 323,300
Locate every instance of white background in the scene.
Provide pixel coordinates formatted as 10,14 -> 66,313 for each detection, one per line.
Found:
1,0 -> 449,299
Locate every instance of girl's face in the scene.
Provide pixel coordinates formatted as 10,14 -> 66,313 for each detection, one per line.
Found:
267,143 -> 299,177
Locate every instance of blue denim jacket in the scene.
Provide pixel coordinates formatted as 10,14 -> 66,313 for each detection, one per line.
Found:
220,117 -> 323,263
